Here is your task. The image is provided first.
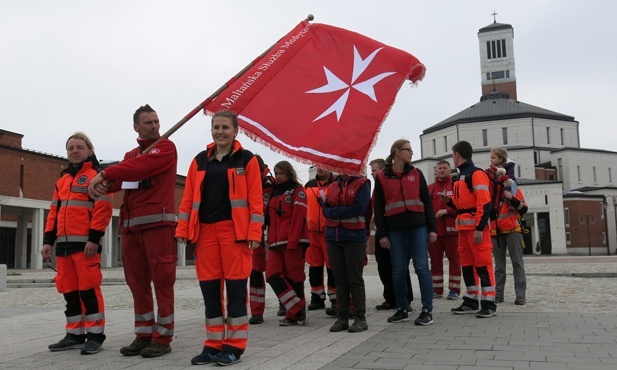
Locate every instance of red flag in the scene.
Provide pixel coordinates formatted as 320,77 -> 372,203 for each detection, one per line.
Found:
203,20 -> 425,174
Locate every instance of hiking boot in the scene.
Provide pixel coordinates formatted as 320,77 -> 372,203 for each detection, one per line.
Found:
414,308 -> 433,326
120,338 -> 150,356
451,303 -> 478,314
277,303 -> 287,317
387,309 -> 409,323
433,292 -> 443,299
140,341 -> 171,358
278,318 -> 299,326
191,347 -> 216,365
81,334 -> 106,355
329,318 -> 349,332
476,307 -> 496,318
249,315 -> 264,325
48,333 -> 86,351
447,291 -> 459,300
514,297 -> 526,305
348,318 -> 368,332
308,297 -> 325,310
375,301 -> 394,310
212,351 -> 241,366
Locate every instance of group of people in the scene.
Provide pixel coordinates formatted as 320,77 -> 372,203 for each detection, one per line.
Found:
41,104 -> 527,366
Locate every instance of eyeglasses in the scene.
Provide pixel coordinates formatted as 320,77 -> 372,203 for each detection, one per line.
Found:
399,148 -> 413,154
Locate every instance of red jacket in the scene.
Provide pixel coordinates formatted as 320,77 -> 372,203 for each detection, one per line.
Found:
264,182 -> 309,250
103,137 -> 177,232
428,177 -> 458,236
44,159 -> 113,255
176,140 -> 263,244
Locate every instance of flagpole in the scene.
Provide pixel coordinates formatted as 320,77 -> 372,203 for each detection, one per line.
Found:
143,14 -> 315,154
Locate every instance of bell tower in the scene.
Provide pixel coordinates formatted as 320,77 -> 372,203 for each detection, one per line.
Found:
478,12 -> 517,100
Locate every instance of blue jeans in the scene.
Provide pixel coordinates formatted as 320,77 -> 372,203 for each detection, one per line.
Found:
387,226 -> 433,311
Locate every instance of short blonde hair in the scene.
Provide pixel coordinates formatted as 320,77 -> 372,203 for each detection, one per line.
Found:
66,131 -> 94,152
491,147 -> 508,163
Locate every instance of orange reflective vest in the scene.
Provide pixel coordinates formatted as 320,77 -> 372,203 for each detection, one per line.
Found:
377,168 -> 425,216
176,140 -> 264,244
304,176 -> 332,232
490,188 -> 527,236
44,160 -> 113,254
452,161 -> 492,231
325,177 -> 369,230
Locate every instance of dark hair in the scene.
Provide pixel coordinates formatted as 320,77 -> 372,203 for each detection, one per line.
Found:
133,104 -> 156,124
436,160 -> 451,167
452,140 -> 473,160
212,110 -> 239,130
274,160 -> 300,185
369,158 -> 386,169
254,154 -> 267,173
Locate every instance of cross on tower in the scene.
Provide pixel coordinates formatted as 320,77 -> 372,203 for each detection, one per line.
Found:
491,11 -> 498,23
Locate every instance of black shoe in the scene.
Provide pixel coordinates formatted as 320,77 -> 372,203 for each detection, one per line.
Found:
191,347 -> 216,365
495,297 -> 504,304
387,309 -> 409,323
476,307 -> 496,318
375,301 -> 395,310
325,306 -> 338,317
277,303 -> 287,317
48,333 -> 86,351
414,309 -> 433,326
278,318 -> 299,326
451,303 -> 479,314
329,318 -> 349,332
120,338 -> 151,356
348,318 -> 368,332
212,351 -> 241,366
514,297 -> 526,305
308,298 -> 326,310
140,341 -> 171,358
249,315 -> 264,324
81,334 -> 106,355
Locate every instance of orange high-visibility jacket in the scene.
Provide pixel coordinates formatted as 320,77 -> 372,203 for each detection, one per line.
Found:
490,188 -> 528,235
44,160 -> 113,254
176,140 -> 264,244
304,176 -> 332,232
452,160 -> 492,231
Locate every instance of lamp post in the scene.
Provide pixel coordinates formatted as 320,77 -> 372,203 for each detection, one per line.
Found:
583,215 -> 593,256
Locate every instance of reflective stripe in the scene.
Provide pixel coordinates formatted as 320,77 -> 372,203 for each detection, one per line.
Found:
86,326 -> 104,334
482,286 -> 495,293
61,200 -> 93,208
250,296 -> 266,303
384,200 -> 424,213
450,276 -> 461,281
294,201 -> 307,208
473,185 -> 489,191
66,314 -> 84,323
456,219 -> 476,226
227,316 -> 248,326
269,240 -> 288,247
207,330 -> 225,341
85,312 -> 105,322
192,202 -> 200,210
156,325 -> 173,336
50,200 -> 57,207
250,214 -> 264,223
135,326 -> 153,334
230,199 -> 248,208
135,312 -> 155,321
178,212 -> 190,221
157,314 -> 174,325
123,213 -> 176,227
431,276 -> 443,281
206,316 -> 225,326
433,283 -> 444,288
339,216 -> 365,224
94,195 -> 112,203
299,238 -> 310,244
250,287 -> 265,294
284,296 -> 301,310
280,290 -> 296,303
61,235 -> 89,243
446,227 -> 457,232
450,283 -> 461,288
228,329 -> 249,339
66,328 -> 85,335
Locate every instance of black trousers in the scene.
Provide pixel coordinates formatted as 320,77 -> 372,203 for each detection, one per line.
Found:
327,241 -> 366,319
374,242 -> 413,305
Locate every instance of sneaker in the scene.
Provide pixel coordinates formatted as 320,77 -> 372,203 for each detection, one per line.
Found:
325,306 -> 338,317
514,297 -> 526,305
308,298 -> 325,310
476,307 -> 496,318
329,318 -> 349,332
212,351 -> 241,366
495,297 -> 504,304
140,341 -> 171,358
451,303 -> 478,314
447,291 -> 459,300
278,318 -> 299,326
81,334 -> 106,355
249,315 -> 264,325
277,303 -> 287,317
191,347 -> 215,365
387,309 -> 409,323
433,292 -> 443,299
120,338 -> 150,356
375,301 -> 394,310
48,333 -> 86,351
348,318 -> 368,332
414,309 -> 433,326
298,307 -> 309,326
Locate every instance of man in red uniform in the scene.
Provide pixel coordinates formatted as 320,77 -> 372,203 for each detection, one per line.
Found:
440,141 -> 497,318
427,160 -> 461,300
89,104 -> 178,357
304,167 -> 337,312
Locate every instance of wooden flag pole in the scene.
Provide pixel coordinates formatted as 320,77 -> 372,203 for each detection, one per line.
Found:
143,14 -> 315,154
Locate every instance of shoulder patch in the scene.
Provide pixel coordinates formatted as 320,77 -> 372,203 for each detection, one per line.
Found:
149,148 -> 160,154
297,190 -> 306,199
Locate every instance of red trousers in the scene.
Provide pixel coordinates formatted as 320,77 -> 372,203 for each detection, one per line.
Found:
266,246 -> 306,320
428,234 -> 461,295
122,226 -> 177,345
55,252 -> 105,335
195,221 -> 252,355
249,246 -> 266,316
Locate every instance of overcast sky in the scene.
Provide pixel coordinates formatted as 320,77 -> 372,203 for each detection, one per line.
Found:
2,1 -> 616,181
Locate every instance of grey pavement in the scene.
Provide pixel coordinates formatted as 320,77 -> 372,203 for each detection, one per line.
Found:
1,255 -> 617,369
